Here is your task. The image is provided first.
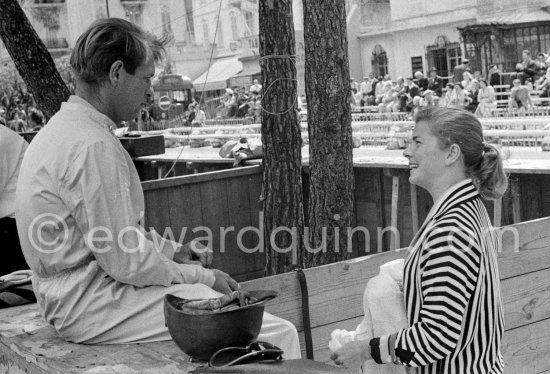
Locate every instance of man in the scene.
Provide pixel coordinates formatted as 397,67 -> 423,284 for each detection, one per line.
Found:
249,79 -> 262,95
427,67 -> 443,97
488,64 -> 501,87
0,126 -> 29,276
453,59 -> 470,84
414,71 -> 429,92
15,19 -> 300,356
516,50 -> 537,84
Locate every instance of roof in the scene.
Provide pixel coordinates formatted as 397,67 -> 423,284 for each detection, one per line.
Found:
458,8 -> 550,30
193,58 -> 243,92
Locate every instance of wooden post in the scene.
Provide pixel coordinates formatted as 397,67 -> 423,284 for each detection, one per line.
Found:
511,178 -> 521,224
376,169 -> 388,251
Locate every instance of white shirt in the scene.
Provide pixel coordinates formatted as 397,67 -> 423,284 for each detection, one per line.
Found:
0,125 -> 28,219
15,95 -> 217,342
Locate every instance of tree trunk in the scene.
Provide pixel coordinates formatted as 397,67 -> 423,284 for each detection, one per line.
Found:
259,0 -> 305,275
302,0 -> 355,267
0,0 -> 70,120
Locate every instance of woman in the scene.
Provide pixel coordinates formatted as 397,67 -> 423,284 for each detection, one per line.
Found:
449,83 -> 469,109
475,79 -> 496,118
331,107 -> 507,373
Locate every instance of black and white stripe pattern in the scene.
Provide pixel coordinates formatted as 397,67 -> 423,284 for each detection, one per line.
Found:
396,179 -> 504,374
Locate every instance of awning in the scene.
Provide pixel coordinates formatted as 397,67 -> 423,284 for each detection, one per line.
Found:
458,9 -> 550,30
193,58 -> 243,92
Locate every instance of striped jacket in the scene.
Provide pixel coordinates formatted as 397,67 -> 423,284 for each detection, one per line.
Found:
394,179 -> 504,373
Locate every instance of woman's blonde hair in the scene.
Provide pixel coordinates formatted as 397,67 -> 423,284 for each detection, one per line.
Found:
414,107 -> 508,200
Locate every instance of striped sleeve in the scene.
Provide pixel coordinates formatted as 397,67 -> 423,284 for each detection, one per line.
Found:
395,223 -> 481,367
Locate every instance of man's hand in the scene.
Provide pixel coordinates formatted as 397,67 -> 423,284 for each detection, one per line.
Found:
211,269 -> 239,294
330,339 -> 371,370
173,240 -> 213,267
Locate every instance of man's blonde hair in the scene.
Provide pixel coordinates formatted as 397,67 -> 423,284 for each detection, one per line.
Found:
70,18 -> 166,85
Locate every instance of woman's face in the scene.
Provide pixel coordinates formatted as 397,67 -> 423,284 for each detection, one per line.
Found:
403,120 -> 448,192
480,81 -> 487,88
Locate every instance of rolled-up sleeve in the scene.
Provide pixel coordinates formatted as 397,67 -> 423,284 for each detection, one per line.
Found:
62,141 -> 215,288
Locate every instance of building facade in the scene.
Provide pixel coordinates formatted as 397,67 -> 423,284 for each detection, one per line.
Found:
356,0 -> 550,81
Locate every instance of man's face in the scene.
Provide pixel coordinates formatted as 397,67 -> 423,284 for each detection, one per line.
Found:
523,51 -> 530,60
116,49 -> 155,123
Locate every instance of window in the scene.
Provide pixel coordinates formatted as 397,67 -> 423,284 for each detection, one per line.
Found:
425,36 -> 461,80
371,44 -> 388,78
202,20 -> 210,46
217,19 -> 224,47
411,56 -> 423,77
244,11 -> 255,35
230,12 -> 238,41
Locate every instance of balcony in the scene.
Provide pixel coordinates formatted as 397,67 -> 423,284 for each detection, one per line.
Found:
241,34 -> 259,55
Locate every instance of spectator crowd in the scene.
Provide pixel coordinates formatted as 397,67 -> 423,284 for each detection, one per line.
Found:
349,49 -> 550,118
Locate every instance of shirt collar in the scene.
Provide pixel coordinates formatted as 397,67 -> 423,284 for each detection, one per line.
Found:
428,178 -> 478,221
63,95 -> 117,135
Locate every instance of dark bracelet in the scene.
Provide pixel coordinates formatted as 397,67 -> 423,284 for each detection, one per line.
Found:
369,337 -> 383,364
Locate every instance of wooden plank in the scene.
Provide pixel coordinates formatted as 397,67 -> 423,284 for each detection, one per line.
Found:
499,217 -> 550,278
143,188 -> 171,234
501,318 -> 550,374
166,183 -> 204,246
501,268 -> 550,330
199,177 -> 232,273
141,165 -> 262,191
242,217 -> 550,332
242,249 -> 408,330
225,174 -> 264,278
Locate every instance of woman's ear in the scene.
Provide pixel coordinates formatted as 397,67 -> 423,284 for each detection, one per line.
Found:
109,60 -> 124,88
445,143 -> 462,166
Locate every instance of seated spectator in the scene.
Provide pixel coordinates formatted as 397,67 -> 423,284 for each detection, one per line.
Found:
28,109 -> 45,131
462,71 -> 477,92
449,83 -> 470,109
509,78 -> 533,115
516,50 -> 537,84
442,83 -> 455,107
427,68 -> 443,97
535,52 -> 547,79
465,80 -> 480,113
249,79 -> 262,95
475,79 -> 496,118
414,71 -> 429,92
421,90 -> 437,107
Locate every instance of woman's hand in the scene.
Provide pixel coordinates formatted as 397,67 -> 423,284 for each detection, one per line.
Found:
173,240 -> 213,267
330,339 -> 371,369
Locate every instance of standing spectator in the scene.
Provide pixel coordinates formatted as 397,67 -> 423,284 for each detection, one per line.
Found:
427,67 -> 444,97
516,50 -> 537,84
453,58 -> 470,83
414,71 -> 429,92
475,79 -> 496,118
488,64 -> 501,87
